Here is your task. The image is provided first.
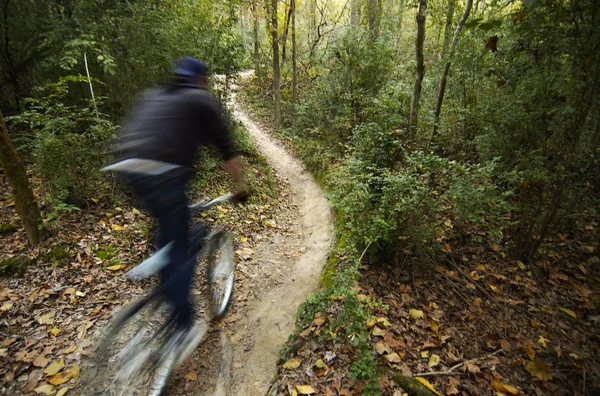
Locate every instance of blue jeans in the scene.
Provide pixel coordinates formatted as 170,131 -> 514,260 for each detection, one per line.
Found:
123,170 -> 194,326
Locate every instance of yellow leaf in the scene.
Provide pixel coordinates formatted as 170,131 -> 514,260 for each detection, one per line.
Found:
56,387 -> 69,396
63,345 -> 77,355
477,264 -> 486,271
65,365 -> 80,380
240,236 -> 248,243
47,373 -> 70,385
538,335 -> 549,347
428,354 -> 441,368
525,358 -> 553,381
1,301 -> 13,311
376,317 -> 391,327
491,379 -> 519,394
44,358 -> 64,376
372,326 -> 386,337
429,302 -> 439,309
558,308 -> 576,318
283,358 -> 302,369
34,384 -> 55,395
517,260 -> 526,270
526,344 -> 536,361
112,224 -> 122,231
296,385 -> 316,394
107,264 -> 125,271
366,318 -> 376,328
384,353 -> 402,363
470,271 -> 480,281
415,377 -> 442,396
265,220 -> 276,228
315,359 -> 325,368
409,309 -> 424,320
430,320 -> 439,332
421,350 -> 429,358
489,284 -> 498,292
50,327 -> 62,336
184,368 -> 197,382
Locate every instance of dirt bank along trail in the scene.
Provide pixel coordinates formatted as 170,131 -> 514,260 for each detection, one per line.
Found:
163,83 -> 334,395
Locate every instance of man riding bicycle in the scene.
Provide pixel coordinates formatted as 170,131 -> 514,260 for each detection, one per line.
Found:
109,57 -> 247,358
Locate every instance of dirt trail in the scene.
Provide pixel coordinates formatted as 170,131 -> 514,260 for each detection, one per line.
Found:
223,91 -> 333,395
164,80 -> 333,396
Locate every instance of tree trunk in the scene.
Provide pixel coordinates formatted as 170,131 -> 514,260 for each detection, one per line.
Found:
292,0 -> 297,104
441,0 -> 456,59
367,0 -> 381,41
0,108 -> 42,246
281,5 -> 292,63
395,0 -> 406,57
409,0 -> 428,134
351,0 -> 361,25
429,0 -> 473,148
252,0 -> 261,79
269,0 -> 281,127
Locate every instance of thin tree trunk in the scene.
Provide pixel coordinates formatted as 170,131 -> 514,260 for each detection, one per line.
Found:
0,108 -> 42,246
351,0 -> 361,25
252,1 -> 261,79
281,5 -> 292,63
83,51 -> 98,117
292,0 -> 297,104
269,0 -> 281,127
367,0 -> 381,40
395,0 -> 406,57
429,0 -> 473,148
441,0 -> 456,59
409,0 -> 428,134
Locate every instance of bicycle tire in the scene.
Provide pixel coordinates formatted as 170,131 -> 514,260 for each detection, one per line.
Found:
203,231 -> 235,320
84,288 -> 176,396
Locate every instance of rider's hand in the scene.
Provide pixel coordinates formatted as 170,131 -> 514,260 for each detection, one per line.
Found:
232,191 -> 250,203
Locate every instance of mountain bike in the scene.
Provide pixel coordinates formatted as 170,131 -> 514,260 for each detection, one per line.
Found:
86,193 -> 235,396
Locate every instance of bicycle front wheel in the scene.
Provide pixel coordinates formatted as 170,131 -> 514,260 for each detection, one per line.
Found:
203,231 -> 235,320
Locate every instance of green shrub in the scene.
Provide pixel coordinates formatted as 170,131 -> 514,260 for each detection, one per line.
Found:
0,256 -> 31,276
0,224 -> 16,235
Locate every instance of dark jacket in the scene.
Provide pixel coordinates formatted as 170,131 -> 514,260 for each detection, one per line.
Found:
117,82 -> 237,167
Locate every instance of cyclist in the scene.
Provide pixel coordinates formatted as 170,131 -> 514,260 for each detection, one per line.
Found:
110,56 -> 247,358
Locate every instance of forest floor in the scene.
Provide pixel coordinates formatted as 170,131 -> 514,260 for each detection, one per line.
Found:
238,82 -> 600,395
0,80 -> 334,395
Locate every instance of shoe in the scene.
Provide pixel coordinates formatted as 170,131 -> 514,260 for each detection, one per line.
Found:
173,320 -> 209,367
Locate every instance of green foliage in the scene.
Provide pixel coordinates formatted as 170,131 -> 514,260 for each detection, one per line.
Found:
44,245 -> 71,267
8,76 -> 116,205
0,255 -> 31,277
331,152 -> 512,256
0,224 -> 17,235
41,203 -> 80,230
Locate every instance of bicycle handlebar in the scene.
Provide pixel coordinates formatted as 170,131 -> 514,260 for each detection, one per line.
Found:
188,193 -> 234,211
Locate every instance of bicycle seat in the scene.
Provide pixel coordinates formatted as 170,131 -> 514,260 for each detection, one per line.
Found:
126,242 -> 174,280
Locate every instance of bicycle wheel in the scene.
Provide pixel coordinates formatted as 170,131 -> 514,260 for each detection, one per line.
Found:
83,288 -> 177,396
204,231 -> 235,320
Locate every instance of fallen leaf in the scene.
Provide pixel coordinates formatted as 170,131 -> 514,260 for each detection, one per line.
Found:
107,264 -> 125,271
311,316 -> 326,327
409,309 -> 424,320
315,359 -> 325,368
464,362 -> 481,374
65,365 -> 80,380
376,317 -> 391,327
283,358 -> 302,369
33,354 -> 50,368
1,301 -> 13,311
240,236 -> 248,243
50,327 -> 62,336
558,308 -> 576,318
517,260 -> 526,270
421,350 -> 429,358
37,311 -> 56,325
384,353 -> 402,363
375,341 -> 392,355
525,358 -> 553,381
184,367 -> 197,382
372,326 -> 386,337
56,387 -> 69,396
415,377 -> 442,396
63,345 -> 77,354
296,385 -> 316,394
428,354 -> 441,368
0,348 -> 6,358
47,372 -> 70,385
538,335 -> 549,347
470,271 -> 480,281
430,320 -> 439,332
34,384 -> 55,395
44,358 -> 65,376
526,343 -> 536,360
491,379 -> 519,394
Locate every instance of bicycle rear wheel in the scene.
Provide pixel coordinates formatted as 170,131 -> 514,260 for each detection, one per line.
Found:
203,231 -> 235,320
84,289 -> 176,395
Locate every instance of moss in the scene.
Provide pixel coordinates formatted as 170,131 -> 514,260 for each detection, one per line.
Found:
0,255 -> 31,276
45,245 -> 71,266
0,223 -> 17,235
